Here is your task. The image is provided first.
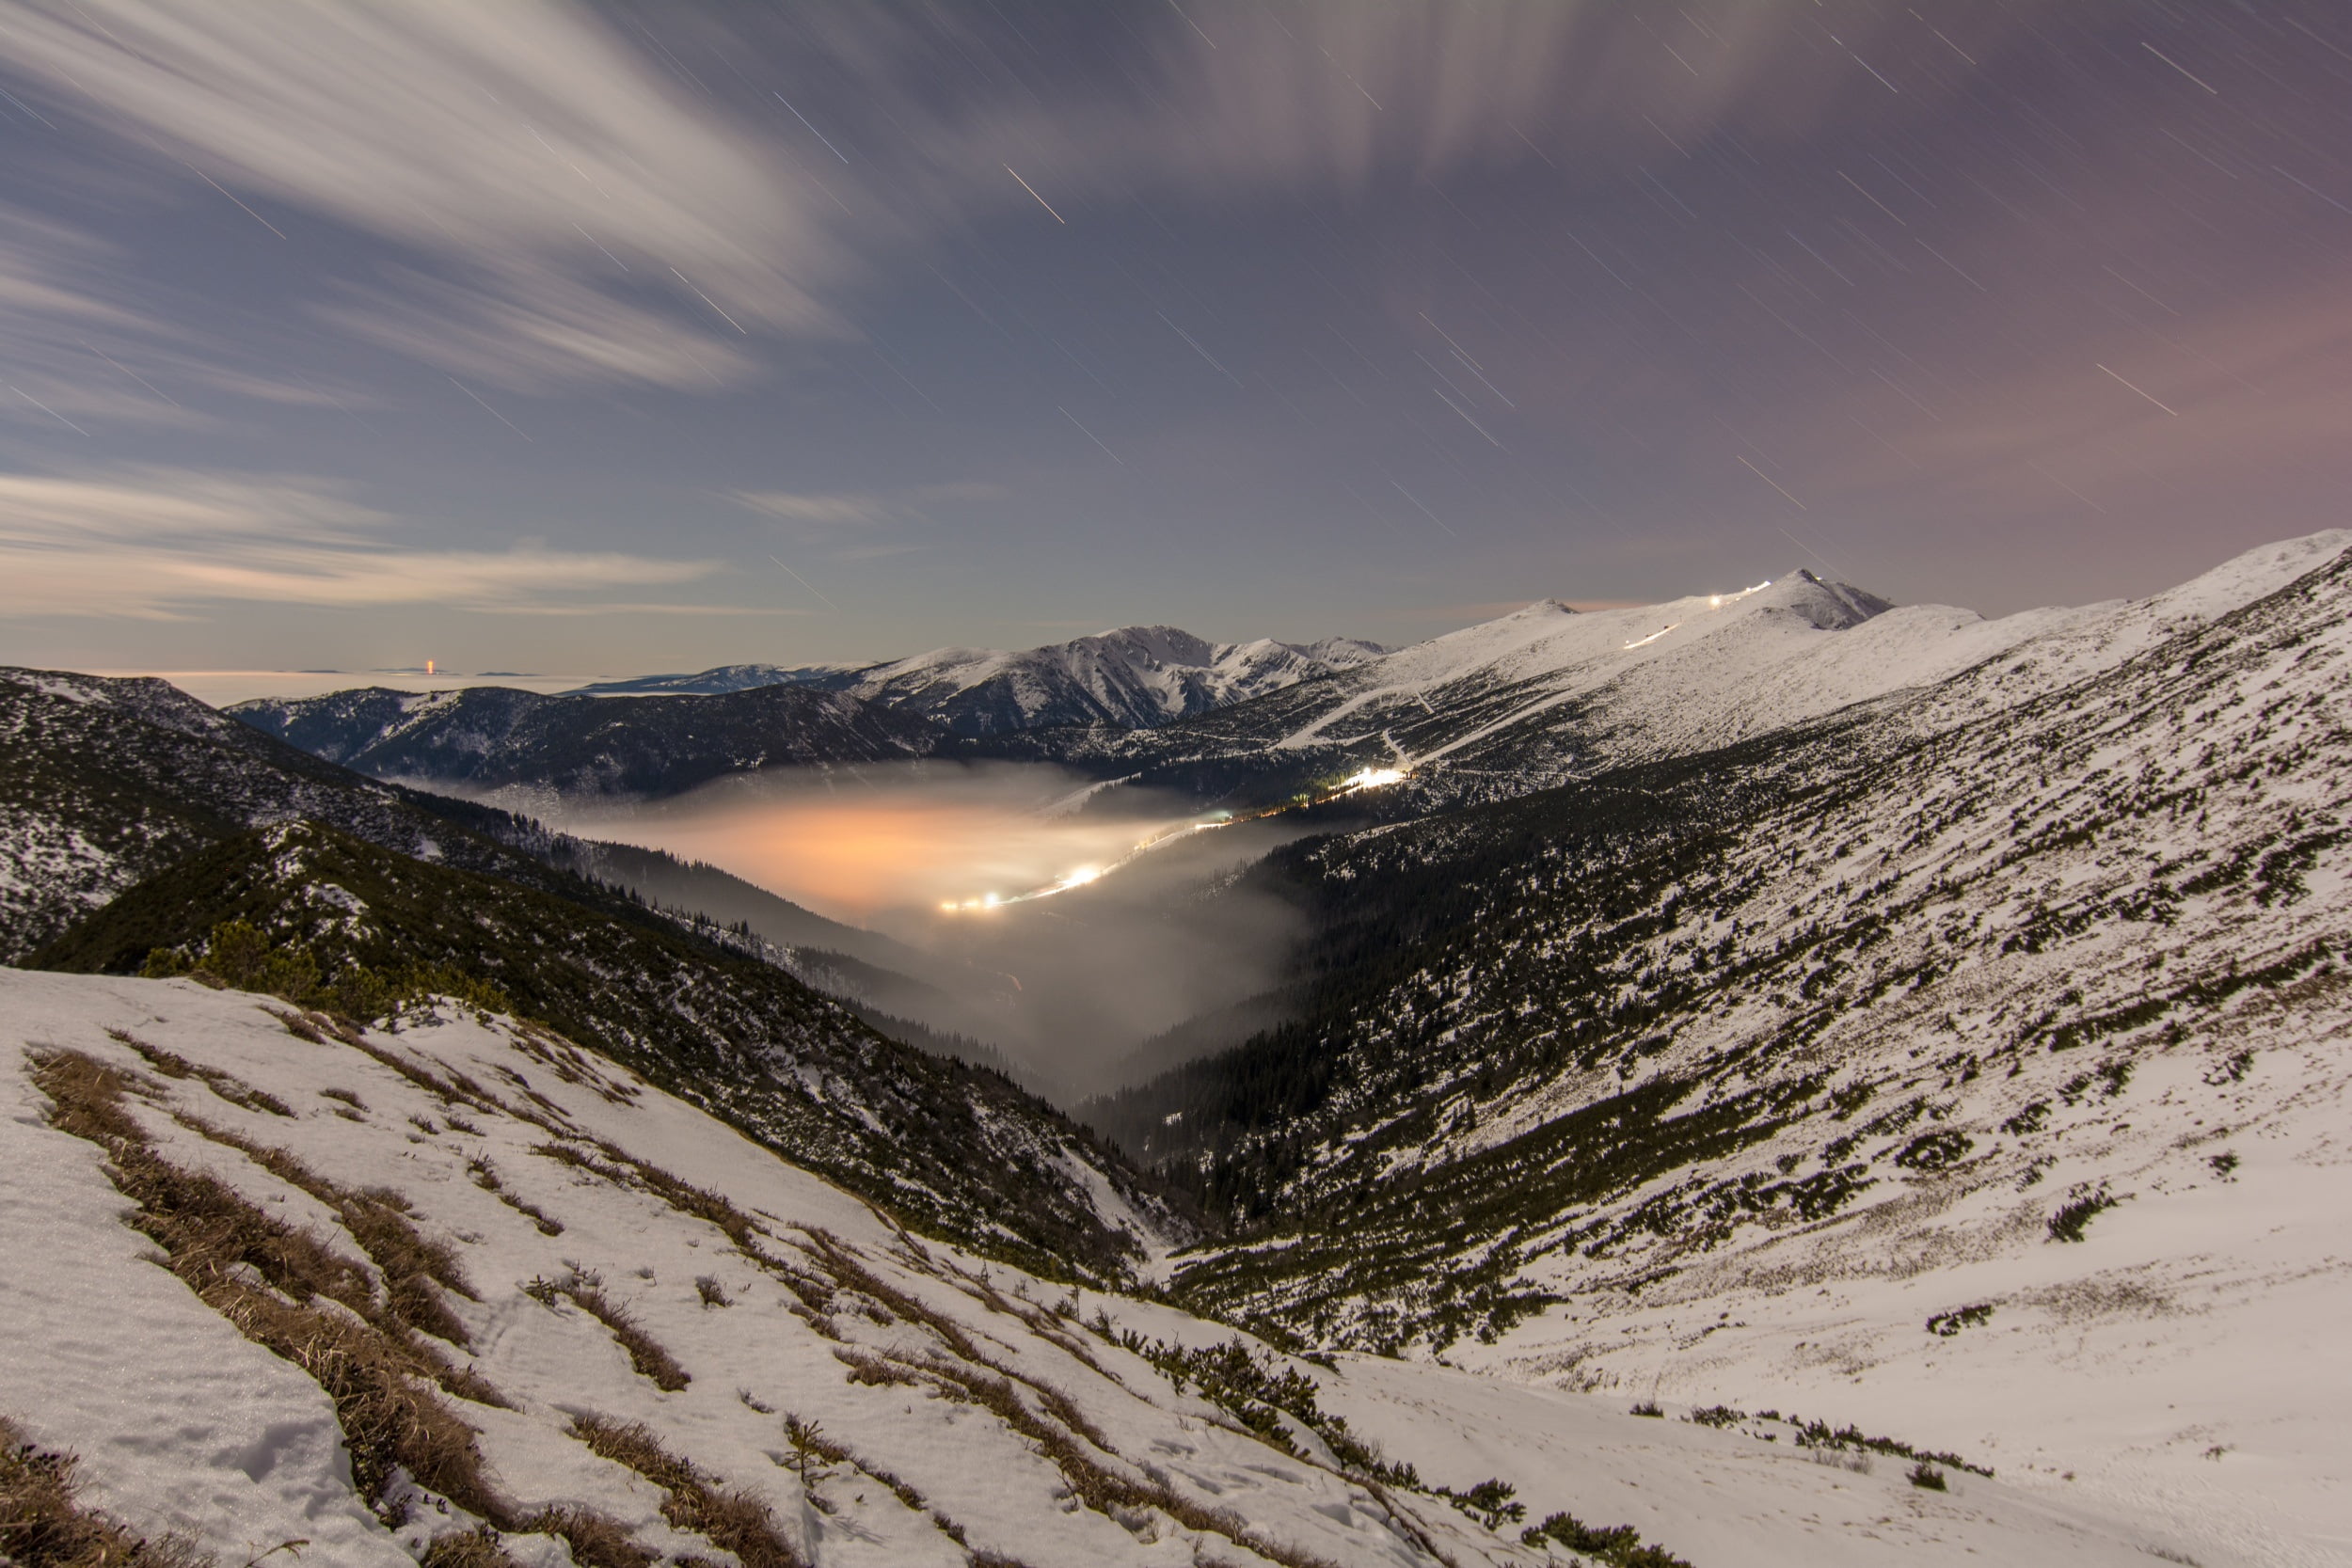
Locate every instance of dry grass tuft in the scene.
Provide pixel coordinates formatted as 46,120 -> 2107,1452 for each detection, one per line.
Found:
694,1275 -> 732,1308
209,1268 -> 496,1510
172,1111 -> 479,1354
569,1415 -> 809,1568
523,1271 -> 690,1391
419,1527 -> 520,1568
28,1049 -> 503,1518
106,1028 -> 293,1117
0,1414 -> 215,1567
467,1155 -> 564,1236
833,1346 -> 923,1388
510,1506 -> 656,1568
263,1006 -> 330,1045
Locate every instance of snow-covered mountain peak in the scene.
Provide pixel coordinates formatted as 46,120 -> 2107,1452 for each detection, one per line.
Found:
1075,623 -> 1224,665
1264,567 -> 1896,755
1755,567 -> 1894,627
566,625 -> 1390,735
823,623 -> 1391,735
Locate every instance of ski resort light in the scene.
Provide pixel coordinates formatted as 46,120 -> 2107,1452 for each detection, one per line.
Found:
1342,767 -> 1407,790
1058,865 -> 1102,888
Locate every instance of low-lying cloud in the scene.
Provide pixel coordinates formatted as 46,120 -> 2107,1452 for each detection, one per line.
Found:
554,761 -> 1314,1095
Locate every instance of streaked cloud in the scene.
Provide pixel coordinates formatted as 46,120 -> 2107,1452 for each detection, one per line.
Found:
0,202 -> 196,428
0,1 -> 2070,404
0,0 -> 847,391
975,2 -> 2070,204
731,489 -> 891,528
0,468 -> 722,618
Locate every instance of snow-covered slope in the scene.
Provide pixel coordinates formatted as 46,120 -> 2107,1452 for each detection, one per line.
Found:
1109,534 -> 2352,1566
1039,532 -> 2352,813
34,816 -> 1184,1282
0,968 -> 2183,1567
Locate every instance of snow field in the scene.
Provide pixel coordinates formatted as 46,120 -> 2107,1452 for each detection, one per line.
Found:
0,969 -> 2178,1566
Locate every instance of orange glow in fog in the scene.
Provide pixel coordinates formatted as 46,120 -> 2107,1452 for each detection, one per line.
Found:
587,796 -> 1164,922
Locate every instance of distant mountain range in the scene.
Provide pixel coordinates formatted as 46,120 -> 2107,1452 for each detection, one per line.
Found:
224,622 -> 1390,801
572,624 -> 1392,735
228,681 -> 943,800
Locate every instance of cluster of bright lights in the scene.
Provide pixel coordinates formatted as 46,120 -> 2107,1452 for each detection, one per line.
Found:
1628,579 -> 1774,647
938,863 -> 1103,913
1708,578 -> 1772,610
935,786 -> 1381,917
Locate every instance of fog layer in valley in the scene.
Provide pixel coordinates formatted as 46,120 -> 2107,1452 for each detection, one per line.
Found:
549,762 -> 1317,1097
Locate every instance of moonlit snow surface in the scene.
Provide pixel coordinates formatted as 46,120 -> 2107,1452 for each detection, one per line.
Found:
0,968 -> 2198,1567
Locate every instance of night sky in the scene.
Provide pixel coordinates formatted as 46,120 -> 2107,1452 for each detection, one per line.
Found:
2,1 -> 2349,676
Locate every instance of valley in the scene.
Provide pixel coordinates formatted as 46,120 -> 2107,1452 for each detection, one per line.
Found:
7,534 -> 2351,1566
7,9 -> 2345,1562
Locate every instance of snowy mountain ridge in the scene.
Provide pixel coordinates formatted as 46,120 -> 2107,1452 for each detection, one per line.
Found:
1025,534 -> 2352,817
1092,531 -> 2352,1566
226,683 -> 943,801
574,626 -> 1391,736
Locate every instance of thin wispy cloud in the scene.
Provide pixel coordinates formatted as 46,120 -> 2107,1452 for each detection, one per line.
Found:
0,199 -> 397,431
732,489 -> 891,528
0,468 -> 723,619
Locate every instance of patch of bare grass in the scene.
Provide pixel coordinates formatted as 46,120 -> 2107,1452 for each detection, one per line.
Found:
29,1049 -> 501,1516
569,1415 -> 808,1568
172,1110 -> 481,1355
419,1527 -> 520,1568
467,1155 -> 564,1236
105,1028 -> 292,1117
508,1506 -> 656,1568
523,1270 -> 689,1391
0,1414 -> 214,1567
